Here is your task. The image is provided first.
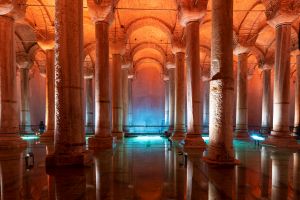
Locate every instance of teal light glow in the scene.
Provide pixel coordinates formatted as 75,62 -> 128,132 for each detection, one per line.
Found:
202,136 -> 209,142
21,136 -> 39,140
251,134 -> 265,141
134,136 -> 163,141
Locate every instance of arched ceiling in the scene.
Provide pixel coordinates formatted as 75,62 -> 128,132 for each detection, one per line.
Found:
18,0 -> 300,77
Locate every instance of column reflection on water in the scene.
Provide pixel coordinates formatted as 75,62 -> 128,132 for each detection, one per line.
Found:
261,146 -> 271,198
293,152 -> 300,200
235,149 -> 247,200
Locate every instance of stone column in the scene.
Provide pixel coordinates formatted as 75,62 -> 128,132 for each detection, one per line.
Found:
122,62 -> 130,133
261,67 -> 272,135
87,0 -> 115,148
235,52 -> 249,138
202,80 -> 209,134
0,13 -> 26,148
18,59 -> 33,135
180,4 -> 207,148
128,77 -> 133,129
293,53 -> 300,136
260,147 -> 271,198
164,76 -> 170,129
264,22 -> 298,147
203,0 -> 236,164
167,64 -> 176,133
293,152 -> 300,200
171,42 -> 187,140
40,49 -> 55,140
85,77 -> 94,134
46,0 -> 91,167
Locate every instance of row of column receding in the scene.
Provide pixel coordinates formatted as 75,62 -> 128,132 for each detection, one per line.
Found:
0,0 -> 299,167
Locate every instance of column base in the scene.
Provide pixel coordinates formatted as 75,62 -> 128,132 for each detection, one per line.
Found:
112,131 -> 124,140
46,150 -> 93,168
263,132 -> 299,148
88,136 -> 116,149
170,131 -> 185,141
183,134 -> 206,149
261,127 -> 271,135
235,129 -> 250,139
202,144 -> 239,165
0,134 -> 27,150
292,126 -> 300,137
40,131 -> 54,141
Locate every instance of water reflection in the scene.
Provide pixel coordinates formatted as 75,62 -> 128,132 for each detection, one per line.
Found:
2,138 -> 300,199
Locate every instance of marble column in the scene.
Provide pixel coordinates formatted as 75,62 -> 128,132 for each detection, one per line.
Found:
85,77 -> 94,134
184,21 -> 206,148
128,77 -> 133,128
270,151 -> 292,200
164,78 -> 170,129
112,53 -> 124,139
293,152 -> 300,200
88,20 -> 114,149
122,65 -> 129,133
0,15 -> 26,149
171,50 -> 186,140
261,68 -> 272,135
235,53 -> 249,139
41,49 -> 55,140
46,0 -> 91,167
202,80 -> 209,134
293,53 -> 300,136
19,64 -> 33,134
264,23 -> 298,147
203,0 -> 236,164
168,66 -> 176,133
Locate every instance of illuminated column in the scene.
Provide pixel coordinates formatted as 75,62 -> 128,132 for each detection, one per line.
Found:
111,36 -> 126,139
270,151 -> 292,200
179,2 -> 207,148
202,80 -> 209,134
261,146 -> 271,199
46,0 -> 91,167
293,152 -> 300,199
293,52 -> 300,136
122,61 -> 131,133
264,22 -> 298,147
128,76 -> 133,128
164,76 -> 170,128
85,77 -> 94,134
17,56 -> 33,134
261,67 -> 272,135
40,49 -> 55,140
235,52 -> 249,139
0,8 -> 26,148
171,39 -> 186,140
204,0 -> 236,164
87,0 -> 115,148
167,63 -> 176,133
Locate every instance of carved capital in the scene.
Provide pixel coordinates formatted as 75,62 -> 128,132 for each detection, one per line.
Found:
16,53 -> 32,69
171,35 -> 186,54
178,0 -> 208,26
87,0 -> 115,23
0,0 -> 27,19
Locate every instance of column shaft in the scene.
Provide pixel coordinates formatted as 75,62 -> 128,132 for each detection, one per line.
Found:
164,80 -> 170,127
41,50 -> 55,139
112,54 -> 123,139
128,79 -> 133,128
261,69 -> 272,134
235,53 -> 249,138
19,67 -> 33,134
172,52 -> 186,139
46,0 -> 90,166
0,16 -> 26,149
204,0 -> 235,164
203,81 -> 209,134
168,68 -> 175,132
85,78 -> 94,134
122,68 -> 129,133
294,55 -> 300,136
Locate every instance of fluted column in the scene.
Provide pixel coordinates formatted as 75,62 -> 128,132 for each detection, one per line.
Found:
164,77 -> 170,128
0,12 -> 26,148
122,63 -> 130,133
261,67 -> 272,135
18,61 -> 33,134
46,0 -> 91,167
264,22 -> 298,147
293,53 -> 300,136
167,64 -> 176,133
40,49 -> 55,140
171,42 -> 187,140
85,77 -> 94,134
203,0 -> 236,164
235,53 -> 249,139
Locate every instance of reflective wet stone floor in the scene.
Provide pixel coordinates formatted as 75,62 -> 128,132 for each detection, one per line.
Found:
0,136 -> 299,199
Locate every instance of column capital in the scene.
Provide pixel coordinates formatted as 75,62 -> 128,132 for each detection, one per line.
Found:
166,61 -> 176,70
84,62 -> 94,79
291,49 -> 300,57
16,53 -> 32,69
233,45 -> 250,56
0,0 -> 27,19
37,37 -> 55,51
178,0 -> 208,26
171,35 -> 186,54
87,0 -> 115,24
262,0 -> 299,28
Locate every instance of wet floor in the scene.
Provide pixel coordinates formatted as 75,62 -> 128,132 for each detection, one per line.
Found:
0,136 -> 299,200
